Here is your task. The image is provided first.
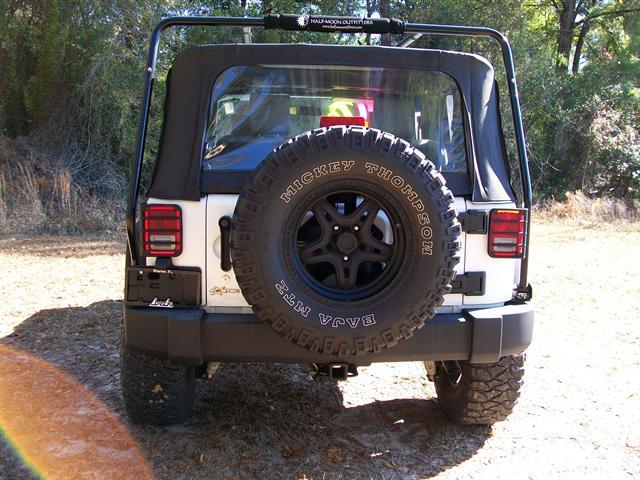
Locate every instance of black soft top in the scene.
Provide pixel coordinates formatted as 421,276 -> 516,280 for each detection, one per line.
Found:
148,43 -> 515,203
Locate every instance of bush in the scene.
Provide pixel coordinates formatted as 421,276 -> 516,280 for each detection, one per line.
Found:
535,191 -> 640,224
0,137 -> 123,235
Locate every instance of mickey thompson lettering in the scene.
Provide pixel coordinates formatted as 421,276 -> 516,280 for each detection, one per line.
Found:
280,161 -> 355,203
275,280 -> 376,328
364,162 -> 433,255
279,160 -> 433,256
363,162 -> 433,257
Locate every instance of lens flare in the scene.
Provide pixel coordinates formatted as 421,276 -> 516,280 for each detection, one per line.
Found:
0,344 -> 154,480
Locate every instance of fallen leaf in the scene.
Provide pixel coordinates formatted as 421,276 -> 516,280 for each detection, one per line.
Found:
282,443 -> 301,458
327,447 -> 342,463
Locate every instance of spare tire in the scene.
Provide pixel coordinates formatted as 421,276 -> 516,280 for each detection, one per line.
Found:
231,127 -> 460,357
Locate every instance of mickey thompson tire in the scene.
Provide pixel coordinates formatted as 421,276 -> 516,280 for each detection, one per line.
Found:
120,341 -> 196,425
231,126 -> 461,357
433,354 -> 525,425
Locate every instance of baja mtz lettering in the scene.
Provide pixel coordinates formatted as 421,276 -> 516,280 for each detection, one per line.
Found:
318,313 -> 376,328
275,280 -> 311,317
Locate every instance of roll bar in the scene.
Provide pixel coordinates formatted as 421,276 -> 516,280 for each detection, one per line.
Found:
126,14 -> 532,298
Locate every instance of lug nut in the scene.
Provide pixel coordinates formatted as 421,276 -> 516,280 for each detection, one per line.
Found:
353,225 -> 360,231
342,255 -> 349,261
333,225 -> 340,231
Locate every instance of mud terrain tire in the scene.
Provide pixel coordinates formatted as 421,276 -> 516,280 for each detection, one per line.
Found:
121,342 -> 196,425
231,126 -> 461,357
433,354 -> 525,425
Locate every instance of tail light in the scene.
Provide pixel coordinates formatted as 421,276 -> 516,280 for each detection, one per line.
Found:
488,209 -> 527,258
320,116 -> 366,128
142,204 -> 182,257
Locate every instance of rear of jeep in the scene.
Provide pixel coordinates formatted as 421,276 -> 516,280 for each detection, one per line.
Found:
121,15 -> 534,426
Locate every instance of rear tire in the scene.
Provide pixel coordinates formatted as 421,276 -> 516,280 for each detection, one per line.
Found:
120,341 -> 196,425
432,354 -> 525,425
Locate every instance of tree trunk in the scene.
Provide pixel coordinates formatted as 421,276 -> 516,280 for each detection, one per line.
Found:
572,18 -> 590,73
556,0 -> 577,73
379,0 -> 392,46
365,0 -> 373,45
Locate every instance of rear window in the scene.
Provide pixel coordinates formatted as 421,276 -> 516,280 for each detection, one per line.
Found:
203,65 -> 467,174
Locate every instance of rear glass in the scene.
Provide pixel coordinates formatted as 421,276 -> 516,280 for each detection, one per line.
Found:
203,65 -> 467,174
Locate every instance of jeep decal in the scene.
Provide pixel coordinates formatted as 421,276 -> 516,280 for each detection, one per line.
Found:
149,297 -> 174,308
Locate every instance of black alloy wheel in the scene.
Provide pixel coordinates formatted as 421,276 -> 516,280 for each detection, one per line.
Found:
290,188 -> 406,301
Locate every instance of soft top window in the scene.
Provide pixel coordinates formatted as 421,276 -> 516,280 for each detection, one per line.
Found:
203,65 -> 467,174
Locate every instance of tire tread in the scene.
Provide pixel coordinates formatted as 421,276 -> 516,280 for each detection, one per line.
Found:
433,354 -> 525,425
120,342 -> 196,425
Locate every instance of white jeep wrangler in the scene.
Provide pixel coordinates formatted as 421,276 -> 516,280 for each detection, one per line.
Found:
121,14 -> 534,426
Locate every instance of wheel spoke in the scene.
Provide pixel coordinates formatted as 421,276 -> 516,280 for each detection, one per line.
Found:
359,249 -> 390,263
360,238 -> 393,261
361,206 -> 380,231
346,264 -> 359,289
335,261 -> 358,289
300,242 -> 325,261
302,249 -> 340,266
311,199 -> 338,230
346,198 -> 380,229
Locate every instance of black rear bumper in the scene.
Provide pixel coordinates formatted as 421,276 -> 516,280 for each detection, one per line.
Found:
123,303 -> 533,366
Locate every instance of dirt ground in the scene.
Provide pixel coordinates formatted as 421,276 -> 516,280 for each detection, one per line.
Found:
1,222 -> 639,480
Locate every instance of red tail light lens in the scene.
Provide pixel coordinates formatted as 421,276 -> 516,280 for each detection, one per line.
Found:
142,204 -> 182,257
488,209 -> 527,258
320,116 -> 366,128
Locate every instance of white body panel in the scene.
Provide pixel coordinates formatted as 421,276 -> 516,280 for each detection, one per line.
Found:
205,194 -> 250,309
463,200 -> 519,305
147,195 -> 520,312
442,197 -> 466,306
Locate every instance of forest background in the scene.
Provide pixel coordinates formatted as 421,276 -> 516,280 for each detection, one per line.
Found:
1,0 -> 638,233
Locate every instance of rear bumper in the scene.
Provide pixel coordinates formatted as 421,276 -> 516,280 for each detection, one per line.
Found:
123,303 -> 534,366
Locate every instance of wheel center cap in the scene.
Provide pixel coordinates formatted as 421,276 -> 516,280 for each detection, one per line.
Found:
336,232 -> 358,254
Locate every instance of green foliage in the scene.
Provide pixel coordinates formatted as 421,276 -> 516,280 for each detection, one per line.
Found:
0,0 -> 638,209
520,1 -> 640,199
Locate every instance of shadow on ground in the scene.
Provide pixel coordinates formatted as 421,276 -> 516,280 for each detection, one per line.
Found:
1,301 -> 490,479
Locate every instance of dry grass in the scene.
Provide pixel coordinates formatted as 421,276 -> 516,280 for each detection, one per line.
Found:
0,137 -> 123,235
1,220 -> 639,479
535,191 -> 640,227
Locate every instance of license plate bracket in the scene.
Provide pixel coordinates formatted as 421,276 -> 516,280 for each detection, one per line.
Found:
125,266 -> 201,308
